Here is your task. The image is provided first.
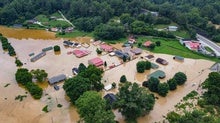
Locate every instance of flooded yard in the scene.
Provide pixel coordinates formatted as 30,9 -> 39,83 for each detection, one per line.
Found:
0,26 -> 215,123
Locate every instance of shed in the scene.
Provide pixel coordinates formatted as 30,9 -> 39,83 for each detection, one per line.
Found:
147,70 -> 166,79
104,84 -> 112,91
100,44 -> 113,52
42,46 -> 53,52
104,93 -> 117,105
88,57 -> 103,67
131,48 -> 142,55
156,58 -> 168,65
48,74 -> 66,85
151,62 -> 159,69
30,52 -> 46,62
173,56 -> 184,62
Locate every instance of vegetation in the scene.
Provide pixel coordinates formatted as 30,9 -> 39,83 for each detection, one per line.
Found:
114,82 -> 155,122
75,91 -> 115,123
112,82 -> 116,89
157,83 -> 169,97
57,104 -> 62,108
136,61 -> 146,73
167,78 -> 177,90
148,77 -> 160,92
15,58 -> 23,67
78,63 -> 87,73
15,95 -> 27,101
120,75 -> 127,83
31,69 -> 48,82
42,105 -> 49,113
173,72 -> 187,85
96,48 -> 102,54
25,82 -> 43,99
53,45 -> 60,52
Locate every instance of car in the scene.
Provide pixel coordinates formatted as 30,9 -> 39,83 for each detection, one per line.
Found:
54,85 -> 60,90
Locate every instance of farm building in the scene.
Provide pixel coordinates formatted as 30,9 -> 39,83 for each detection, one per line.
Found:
88,57 -> 103,67
72,49 -> 90,58
104,93 -> 117,105
100,44 -> 113,52
48,74 -> 66,85
131,48 -> 142,55
143,41 -> 152,47
156,58 -> 168,65
30,52 -> 46,62
210,63 -> 220,73
147,70 -> 166,79
173,56 -> 184,62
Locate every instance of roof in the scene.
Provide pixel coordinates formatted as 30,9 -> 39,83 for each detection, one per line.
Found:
88,57 -> 103,67
131,48 -> 142,55
145,55 -> 154,59
168,26 -> 178,28
151,62 -> 159,69
173,56 -> 184,61
48,74 -> 66,85
156,58 -> 168,65
100,44 -> 113,52
185,41 -> 200,50
148,70 -> 165,79
143,41 -> 152,47
104,84 -> 112,91
114,50 -> 130,59
104,93 -> 117,105
210,63 -> 220,72
30,52 -> 46,62
73,50 -> 90,58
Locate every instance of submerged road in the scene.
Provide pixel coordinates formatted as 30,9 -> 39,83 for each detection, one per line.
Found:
196,34 -> 220,57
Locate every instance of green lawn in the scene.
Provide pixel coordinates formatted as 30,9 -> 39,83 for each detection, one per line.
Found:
35,15 -> 49,22
204,46 -> 214,53
56,30 -> 93,38
135,36 -> 219,62
171,30 -> 191,38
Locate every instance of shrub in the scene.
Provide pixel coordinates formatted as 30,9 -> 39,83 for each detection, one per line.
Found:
173,72 -> 187,85
157,83 -> 169,97
148,77 -> 160,92
167,79 -> 177,90
136,61 -> 146,73
145,61 -> 151,70
25,82 -> 43,99
112,82 -> 116,88
54,45 -> 60,52
120,75 -> 127,83
15,58 -> 23,67
156,41 -> 161,46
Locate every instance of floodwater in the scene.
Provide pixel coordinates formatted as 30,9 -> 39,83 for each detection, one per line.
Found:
0,26 -> 215,123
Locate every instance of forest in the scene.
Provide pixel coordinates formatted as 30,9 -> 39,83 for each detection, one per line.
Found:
0,0 -> 220,41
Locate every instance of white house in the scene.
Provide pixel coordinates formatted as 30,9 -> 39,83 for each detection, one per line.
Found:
168,26 -> 178,31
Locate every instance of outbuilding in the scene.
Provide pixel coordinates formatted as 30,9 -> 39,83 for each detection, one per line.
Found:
147,70 -> 166,79
173,56 -> 184,62
88,57 -> 104,67
131,48 -> 142,55
48,74 -> 66,85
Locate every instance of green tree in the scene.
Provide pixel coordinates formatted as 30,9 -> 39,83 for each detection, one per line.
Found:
15,68 -> 32,85
114,82 -> 155,122
167,78 -> 177,90
25,82 -> 43,99
78,63 -> 87,73
149,43 -> 156,50
157,83 -> 169,97
63,76 -> 90,103
120,75 -> 127,83
173,72 -> 187,85
136,61 -> 146,73
120,13 -> 135,25
122,55 -> 127,62
112,82 -> 116,88
54,45 -> 60,52
145,61 -> 151,70
148,77 -> 160,92
104,61 -> 107,67
96,48 -> 102,54
31,69 -> 48,82
15,58 -> 23,67
155,41 -> 161,46
202,72 -> 220,106
75,91 -> 115,123
131,20 -> 147,34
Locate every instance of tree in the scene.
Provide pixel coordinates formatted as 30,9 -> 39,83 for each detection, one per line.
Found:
131,20 -> 147,34
15,58 -> 23,67
173,72 -> 187,85
148,77 -> 160,92
15,68 -> 32,85
149,43 -> 156,50
104,61 -> 107,67
167,78 -> 177,90
155,41 -> 161,46
78,63 -> 87,73
96,48 -> 102,54
145,61 -> 151,70
202,72 -> 220,106
54,45 -> 60,52
157,83 -> 169,97
212,34 -> 220,42
25,82 -> 43,99
122,55 -> 127,62
31,69 -> 48,82
136,61 -> 146,73
75,91 -> 115,123
112,82 -> 116,88
120,75 -> 127,83
114,82 -> 155,122
63,76 -> 91,103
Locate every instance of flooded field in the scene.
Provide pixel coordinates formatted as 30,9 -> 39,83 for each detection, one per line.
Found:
0,27 -> 215,123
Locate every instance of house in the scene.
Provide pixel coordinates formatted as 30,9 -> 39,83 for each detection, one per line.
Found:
100,44 -> 113,52
73,50 -> 90,58
123,47 -> 135,59
147,70 -> 166,79
210,63 -> 220,73
156,58 -> 168,65
128,35 -> 136,44
65,27 -> 74,33
104,93 -> 117,105
168,26 -> 178,31
122,42 -> 132,47
63,40 -> 74,47
50,27 -> 59,32
114,50 -> 130,59
88,57 -> 103,67
173,56 -> 184,62
143,41 -> 152,47
151,62 -> 159,69
42,46 -> 53,52
72,67 -> 79,75
48,74 -> 66,85
180,39 -> 201,51
131,48 -> 142,55
145,55 -> 154,60
30,52 -> 46,62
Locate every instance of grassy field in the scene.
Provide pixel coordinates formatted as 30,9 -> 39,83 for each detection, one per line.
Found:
56,30 -> 93,38
135,36 -> 219,62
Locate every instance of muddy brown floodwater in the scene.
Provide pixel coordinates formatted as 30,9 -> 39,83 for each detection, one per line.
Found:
0,26 -> 215,123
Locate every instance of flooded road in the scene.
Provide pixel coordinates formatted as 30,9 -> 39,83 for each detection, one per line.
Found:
0,26 -> 215,123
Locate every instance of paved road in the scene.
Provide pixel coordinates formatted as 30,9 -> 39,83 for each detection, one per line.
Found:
196,34 -> 220,57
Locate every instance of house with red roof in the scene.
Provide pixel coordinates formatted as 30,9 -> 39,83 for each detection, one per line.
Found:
143,41 -> 152,47
100,44 -> 113,52
185,41 -> 200,51
88,57 -> 103,67
73,49 -> 90,58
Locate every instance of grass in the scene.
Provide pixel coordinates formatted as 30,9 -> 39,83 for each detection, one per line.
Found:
56,30 -> 93,38
204,46 -> 214,53
42,105 -> 49,113
135,36 -> 220,62
35,15 -> 49,22
171,30 -> 191,38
